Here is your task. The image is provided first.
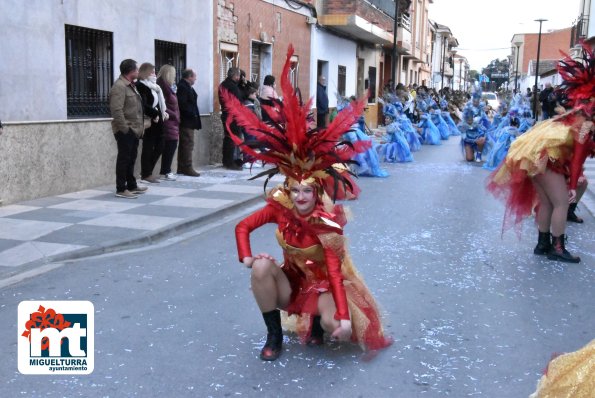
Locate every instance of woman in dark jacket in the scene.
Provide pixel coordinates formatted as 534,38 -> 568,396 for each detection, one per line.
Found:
157,65 -> 180,181
137,63 -> 168,183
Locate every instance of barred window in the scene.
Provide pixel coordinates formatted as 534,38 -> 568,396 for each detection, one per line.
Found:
65,24 -> 113,118
337,65 -> 346,96
289,56 -> 299,89
155,40 -> 187,82
220,50 -> 237,83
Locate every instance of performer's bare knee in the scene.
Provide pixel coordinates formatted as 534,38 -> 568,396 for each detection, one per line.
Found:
251,258 -> 275,280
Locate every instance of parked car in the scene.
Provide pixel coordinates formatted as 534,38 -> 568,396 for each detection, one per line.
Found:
482,92 -> 500,110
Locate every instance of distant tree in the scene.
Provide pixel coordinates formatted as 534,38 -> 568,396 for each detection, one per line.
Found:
481,59 -> 510,91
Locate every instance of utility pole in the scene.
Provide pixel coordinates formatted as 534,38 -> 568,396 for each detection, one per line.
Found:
391,0 -> 400,85
514,42 -> 522,92
533,19 -> 547,120
440,36 -> 446,90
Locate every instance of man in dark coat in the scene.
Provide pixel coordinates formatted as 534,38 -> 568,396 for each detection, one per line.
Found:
316,75 -> 329,128
218,67 -> 243,170
539,82 -> 557,120
177,69 -> 202,176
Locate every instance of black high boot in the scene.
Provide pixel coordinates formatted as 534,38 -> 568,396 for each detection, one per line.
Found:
307,316 -> 324,346
260,309 -> 283,361
567,203 -> 584,223
547,234 -> 581,263
533,231 -> 551,255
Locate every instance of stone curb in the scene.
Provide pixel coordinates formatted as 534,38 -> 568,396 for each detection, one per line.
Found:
0,192 -> 264,284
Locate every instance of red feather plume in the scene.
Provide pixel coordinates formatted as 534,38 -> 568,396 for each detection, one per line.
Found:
219,44 -> 369,199
557,43 -> 595,115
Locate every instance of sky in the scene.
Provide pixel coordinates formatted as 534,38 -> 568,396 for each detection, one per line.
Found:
428,0 -> 582,71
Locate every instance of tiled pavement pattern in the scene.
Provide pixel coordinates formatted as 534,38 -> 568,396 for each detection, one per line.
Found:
0,167 -> 279,276
1,161 -> 594,278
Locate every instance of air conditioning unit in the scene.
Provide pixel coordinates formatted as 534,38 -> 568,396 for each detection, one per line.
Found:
306,16 -> 317,25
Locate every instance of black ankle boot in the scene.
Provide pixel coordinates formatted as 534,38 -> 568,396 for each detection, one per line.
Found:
567,203 -> 584,223
533,231 -> 551,255
547,234 -> 581,263
260,310 -> 283,361
307,316 -> 324,346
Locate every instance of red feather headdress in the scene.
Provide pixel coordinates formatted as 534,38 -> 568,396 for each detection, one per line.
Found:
557,43 -> 595,116
220,45 -> 370,199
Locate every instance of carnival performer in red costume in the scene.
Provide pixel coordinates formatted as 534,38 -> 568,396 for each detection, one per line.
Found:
488,44 -> 595,263
223,46 -> 391,361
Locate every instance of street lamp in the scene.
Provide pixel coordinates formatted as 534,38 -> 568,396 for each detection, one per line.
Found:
514,41 -> 522,93
450,49 -> 457,90
440,36 -> 447,89
533,19 -> 547,120
391,0 -> 400,84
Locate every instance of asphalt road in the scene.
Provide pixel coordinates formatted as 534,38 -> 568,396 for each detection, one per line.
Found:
2,138 -> 594,397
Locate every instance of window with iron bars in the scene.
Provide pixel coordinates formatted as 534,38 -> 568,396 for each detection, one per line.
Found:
155,40 -> 187,82
65,24 -> 113,118
220,50 -> 238,83
289,60 -> 299,89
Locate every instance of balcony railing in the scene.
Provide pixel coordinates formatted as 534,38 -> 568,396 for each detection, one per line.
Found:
399,13 -> 411,32
366,0 -> 397,18
570,14 -> 589,48
366,0 -> 411,29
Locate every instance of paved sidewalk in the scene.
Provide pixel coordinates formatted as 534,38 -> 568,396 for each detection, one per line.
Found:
582,157 -> 595,217
0,166 -> 277,280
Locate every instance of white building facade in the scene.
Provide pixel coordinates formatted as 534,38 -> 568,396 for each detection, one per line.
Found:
0,0 -> 213,204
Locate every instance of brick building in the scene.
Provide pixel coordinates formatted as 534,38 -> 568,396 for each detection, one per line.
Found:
214,0 -> 314,106
510,28 -> 571,92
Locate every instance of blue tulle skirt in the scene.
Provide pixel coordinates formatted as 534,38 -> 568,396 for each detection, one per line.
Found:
399,120 -> 422,152
420,121 -> 442,145
432,115 -> 451,140
346,128 -> 389,177
442,112 -> 460,136
378,134 -> 413,163
483,129 -> 517,171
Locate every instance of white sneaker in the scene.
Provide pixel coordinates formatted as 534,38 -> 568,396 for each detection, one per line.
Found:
161,173 -> 177,181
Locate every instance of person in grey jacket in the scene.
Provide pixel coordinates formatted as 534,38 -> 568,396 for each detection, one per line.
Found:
109,59 -> 148,198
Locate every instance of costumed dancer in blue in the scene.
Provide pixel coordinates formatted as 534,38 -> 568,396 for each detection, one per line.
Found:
440,98 -> 460,136
465,92 -> 491,130
430,104 -> 451,140
518,107 -> 535,132
378,106 -> 414,162
482,115 -> 522,171
417,111 -> 442,145
393,101 -> 422,151
484,103 -> 511,155
340,99 -> 389,178
458,107 -> 487,162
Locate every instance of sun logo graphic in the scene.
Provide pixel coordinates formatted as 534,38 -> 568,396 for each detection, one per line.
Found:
18,301 -> 94,375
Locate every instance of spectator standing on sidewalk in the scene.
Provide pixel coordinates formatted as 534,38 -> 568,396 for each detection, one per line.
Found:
316,75 -> 329,128
259,75 -> 282,124
157,65 -> 180,181
109,59 -> 148,199
539,82 -> 557,120
219,67 -> 243,170
176,68 -> 201,177
137,62 -> 167,184
238,69 -> 250,101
